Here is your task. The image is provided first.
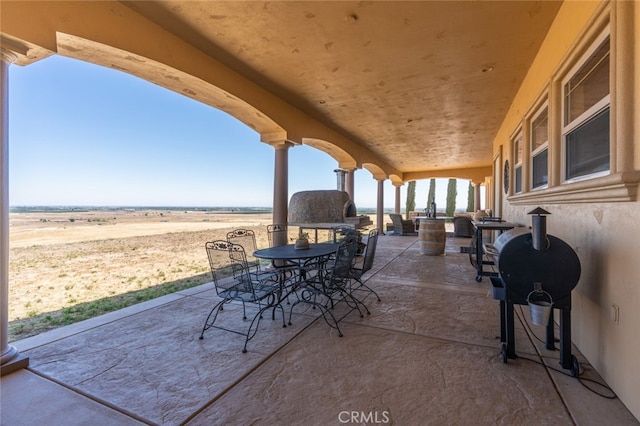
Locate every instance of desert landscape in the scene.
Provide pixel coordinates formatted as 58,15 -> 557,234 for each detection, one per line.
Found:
8,208 -> 282,342
8,208 -> 377,342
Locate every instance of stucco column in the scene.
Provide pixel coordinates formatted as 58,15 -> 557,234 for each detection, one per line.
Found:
473,183 -> 481,212
334,168 -> 346,191
376,179 -> 385,234
394,184 -> 401,214
270,141 -> 293,247
1,47 -> 27,372
344,168 -> 355,202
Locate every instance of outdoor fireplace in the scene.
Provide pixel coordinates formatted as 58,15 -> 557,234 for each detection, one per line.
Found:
288,190 -> 371,229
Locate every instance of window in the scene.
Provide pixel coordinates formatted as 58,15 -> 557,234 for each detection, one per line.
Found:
566,108 -> 609,179
508,8 -> 638,205
513,133 -> 523,194
531,106 -> 548,189
563,34 -> 610,182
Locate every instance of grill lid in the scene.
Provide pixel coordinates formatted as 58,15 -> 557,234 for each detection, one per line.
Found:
498,232 -> 581,302
492,227 -> 529,253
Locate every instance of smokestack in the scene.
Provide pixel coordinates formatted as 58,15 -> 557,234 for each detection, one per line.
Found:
528,207 -> 551,251
334,169 -> 346,192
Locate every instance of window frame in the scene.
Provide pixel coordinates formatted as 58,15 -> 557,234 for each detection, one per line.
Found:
530,102 -> 549,190
512,131 -> 523,195
561,29 -> 611,184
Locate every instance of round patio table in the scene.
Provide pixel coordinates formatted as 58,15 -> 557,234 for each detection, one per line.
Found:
254,243 -> 338,262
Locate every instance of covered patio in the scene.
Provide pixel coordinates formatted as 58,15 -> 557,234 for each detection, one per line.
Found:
2,1 -> 640,422
2,235 -> 636,425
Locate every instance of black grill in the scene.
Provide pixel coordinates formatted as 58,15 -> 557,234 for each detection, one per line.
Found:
490,208 -> 581,373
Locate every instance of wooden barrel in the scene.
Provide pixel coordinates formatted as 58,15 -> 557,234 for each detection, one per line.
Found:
419,219 -> 445,255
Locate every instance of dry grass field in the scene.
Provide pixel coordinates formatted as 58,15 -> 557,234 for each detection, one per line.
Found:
8,209 -> 287,342
9,208 -> 379,342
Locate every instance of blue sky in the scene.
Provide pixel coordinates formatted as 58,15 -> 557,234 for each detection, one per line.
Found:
8,55 -> 472,210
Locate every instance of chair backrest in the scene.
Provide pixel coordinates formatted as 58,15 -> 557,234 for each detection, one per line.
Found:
329,234 -> 359,281
332,225 -> 358,243
389,213 -> 415,234
389,213 -> 406,228
205,240 -> 250,294
227,229 -> 259,265
359,229 -> 379,275
267,224 -> 288,247
453,216 -> 474,237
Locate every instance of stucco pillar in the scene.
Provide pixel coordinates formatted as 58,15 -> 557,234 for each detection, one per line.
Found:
344,168 -> 355,202
270,141 -> 293,247
334,168 -> 346,191
1,47 -> 28,374
376,180 -> 385,234
394,184 -> 401,214
473,183 -> 481,212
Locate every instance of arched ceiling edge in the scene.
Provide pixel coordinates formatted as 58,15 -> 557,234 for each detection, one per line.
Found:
362,163 -> 388,182
56,33 -> 287,140
404,166 -> 492,185
302,138 -> 358,170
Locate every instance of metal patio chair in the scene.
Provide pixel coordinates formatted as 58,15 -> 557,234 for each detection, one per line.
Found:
267,224 -> 296,266
199,240 -> 285,353
226,228 -> 269,269
288,234 -> 366,336
267,223 -> 289,247
348,229 -> 381,303
331,225 -> 358,243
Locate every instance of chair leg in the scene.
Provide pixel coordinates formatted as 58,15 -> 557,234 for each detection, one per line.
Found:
242,301 -> 287,353
365,285 -> 381,302
340,288 -> 369,317
242,307 -> 266,353
356,278 -> 381,302
267,292 -> 287,328
289,288 -> 344,337
199,299 -> 228,339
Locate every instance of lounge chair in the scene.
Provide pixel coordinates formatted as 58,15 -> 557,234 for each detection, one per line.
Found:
453,216 -> 474,238
389,214 -> 417,236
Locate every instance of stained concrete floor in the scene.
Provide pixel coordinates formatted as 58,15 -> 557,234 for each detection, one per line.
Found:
2,235 -> 638,425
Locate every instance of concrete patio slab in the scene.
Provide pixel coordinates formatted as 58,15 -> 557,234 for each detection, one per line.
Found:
1,369 -> 145,425
187,320 -> 573,425
20,296 -> 320,425
2,235 -> 637,426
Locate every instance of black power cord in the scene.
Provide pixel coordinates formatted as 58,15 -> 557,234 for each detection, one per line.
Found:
517,355 -> 617,399
516,305 -> 618,400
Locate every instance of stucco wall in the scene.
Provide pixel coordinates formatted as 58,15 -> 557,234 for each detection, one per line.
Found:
495,1 -> 640,419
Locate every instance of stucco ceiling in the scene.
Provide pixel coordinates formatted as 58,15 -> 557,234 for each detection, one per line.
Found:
121,1 -> 561,178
